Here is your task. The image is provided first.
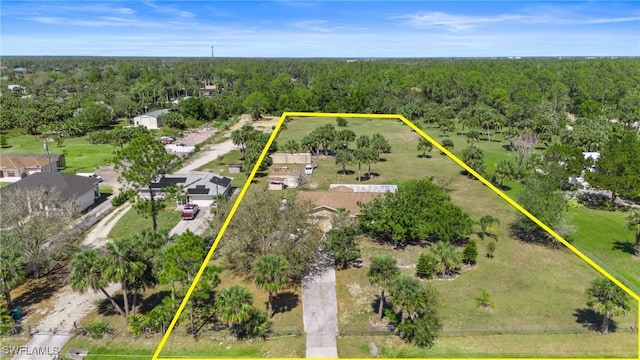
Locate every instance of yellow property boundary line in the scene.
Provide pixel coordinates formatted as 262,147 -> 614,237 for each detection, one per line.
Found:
153,112 -> 640,360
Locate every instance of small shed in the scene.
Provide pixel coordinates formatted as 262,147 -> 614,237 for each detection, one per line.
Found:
268,178 -> 285,190
228,163 -> 243,174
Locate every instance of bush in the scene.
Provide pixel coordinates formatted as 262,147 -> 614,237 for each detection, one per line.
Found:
462,240 -> 478,264
83,320 -> 113,339
336,117 -> 348,127
128,314 -> 144,336
415,253 -> 436,279
111,189 -> 135,206
87,130 -> 111,144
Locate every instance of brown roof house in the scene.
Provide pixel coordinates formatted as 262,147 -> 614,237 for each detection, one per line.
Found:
296,184 -> 398,231
268,167 -> 301,190
0,154 -> 65,183
2,172 -> 101,213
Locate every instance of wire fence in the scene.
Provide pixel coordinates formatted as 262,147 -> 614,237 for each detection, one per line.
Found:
570,243 -> 640,296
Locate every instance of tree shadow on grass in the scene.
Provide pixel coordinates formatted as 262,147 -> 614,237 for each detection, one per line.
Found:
417,154 -> 433,159
612,240 -> 635,255
378,158 -> 387,162
269,291 -> 299,315
574,308 -> 618,333
137,290 -> 172,314
370,295 -> 393,318
97,294 -> 124,316
13,268 -> 65,313
502,144 -> 513,152
336,170 -> 355,175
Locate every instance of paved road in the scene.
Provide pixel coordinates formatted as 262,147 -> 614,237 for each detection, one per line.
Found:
180,139 -> 236,173
302,266 -> 338,358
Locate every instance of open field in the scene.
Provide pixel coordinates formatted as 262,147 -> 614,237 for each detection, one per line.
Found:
567,207 -> 640,294
108,205 -> 181,240
336,331 -> 638,358
277,117 -> 523,196
1,132 -> 115,173
279,116 -> 638,357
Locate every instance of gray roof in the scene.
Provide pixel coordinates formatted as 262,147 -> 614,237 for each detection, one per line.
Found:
329,184 -> 398,193
142,109 -> 171,118
2,173 -> 99,200
149,172 -> 233,197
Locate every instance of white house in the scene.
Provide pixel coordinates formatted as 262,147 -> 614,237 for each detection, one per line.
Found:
2,173 -> 100,213
140,172 -> 233,207
133,109 -> 170,130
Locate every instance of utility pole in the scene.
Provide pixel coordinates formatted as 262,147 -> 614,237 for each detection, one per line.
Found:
211,46 -> 214,58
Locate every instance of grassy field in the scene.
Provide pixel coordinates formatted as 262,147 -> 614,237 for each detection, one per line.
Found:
1,131 -> 115,173
567,207 -> 640,294
279,116 -> 638,357
196,149 -> 248,188
276,117 -> 523,197
108,205 -> 181,240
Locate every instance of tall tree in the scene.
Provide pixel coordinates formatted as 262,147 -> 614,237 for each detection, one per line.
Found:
283,139 -> 300,154
69,249 -> 126,317
585,133 -> 640,208
625,210 -> 640,257
334,149 -> 355,175
367,254 -> 400,320
417,138 -> 433,158
104,238 -> 146,317
493,159 -> 516,189
113,130 -> 178,231
586,278 -> 630,335
325,227 -> 361,270
336,129 -> 356,150
252,254 -> 289,318
371,133 -> 391,160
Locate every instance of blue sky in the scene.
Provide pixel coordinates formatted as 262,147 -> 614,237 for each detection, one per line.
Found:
1,1 -> 639,57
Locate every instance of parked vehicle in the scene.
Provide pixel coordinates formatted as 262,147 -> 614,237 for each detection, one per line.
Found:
181,203 -> 200,220
305,164 -> 314,175
76,172 -> 103,182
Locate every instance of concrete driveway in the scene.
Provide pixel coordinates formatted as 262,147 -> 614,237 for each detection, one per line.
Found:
302,266 -> 338,358
169,206 -> 214,237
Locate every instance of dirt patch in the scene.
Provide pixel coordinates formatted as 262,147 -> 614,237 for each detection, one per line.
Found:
95,165 -> 121,192
178,126 -> 218,146
11,267 -> 67,324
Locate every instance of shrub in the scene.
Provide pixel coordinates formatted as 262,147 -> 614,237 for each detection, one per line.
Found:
476,289 -> 494,309
83,320 -> 113,339
336,117 -> 348,127
415,253 -> 436,279
487,241 -> 497,258
111,189 -> 135,206
462,240 -> 478,264
128,314 -> 144,336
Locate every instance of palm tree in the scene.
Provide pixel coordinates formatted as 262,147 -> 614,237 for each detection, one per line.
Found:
283,139 -> 300,154
388,275 -> 430,323
337,129 -> 356,150
625,210 -> 640,257
253,254 -> 289,318
367,254 -> 400,320
478,215 -> 500,240
215,285 -> 254,327
334,149 -> 354,175
330,208 -> 353,229
429,241 -> 462,277
493,160 -> 516,189
586,278 -> 630,334
69,249 -> 126,317
417,138 -> 433,158
371,133 -> 391,160
104,239 -> 146,317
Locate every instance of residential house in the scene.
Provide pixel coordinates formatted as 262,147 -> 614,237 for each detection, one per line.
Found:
199,85 -> 218,96
133,109 -> 170,130
0,154 -> 65,183
296,184 -> 397,231
228,163 -> 243,174
2,173 -> 101,213
140,172 -> 233,207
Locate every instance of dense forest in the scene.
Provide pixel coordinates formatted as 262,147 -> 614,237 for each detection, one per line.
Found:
1,57 -> 639,148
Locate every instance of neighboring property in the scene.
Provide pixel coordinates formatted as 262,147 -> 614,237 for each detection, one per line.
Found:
165,143 -> 196,158
199,84 -> 218,96
267,167 -> 301,190
271,152 -> 312,164
140,172 -> 233,207
0,154 -> 65,183
2,173 -> 100,213
296,184 -> 397,230
133,109 -> 171,130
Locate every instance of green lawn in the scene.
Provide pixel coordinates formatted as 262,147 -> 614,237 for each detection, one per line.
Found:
567,207 -> 640,295
279,117 -> 637,357
277,117 -> 524,198
1,132 -> 114,173
196,149 -> 248,188
108,205 -> 181,240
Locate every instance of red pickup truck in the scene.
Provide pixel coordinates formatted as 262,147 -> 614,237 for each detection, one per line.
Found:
181,204 -> 199,220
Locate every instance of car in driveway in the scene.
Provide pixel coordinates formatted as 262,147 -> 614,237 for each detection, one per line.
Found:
181,203 -> 200,220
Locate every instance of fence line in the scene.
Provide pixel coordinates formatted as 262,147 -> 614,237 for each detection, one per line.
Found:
571,243 -> 640,296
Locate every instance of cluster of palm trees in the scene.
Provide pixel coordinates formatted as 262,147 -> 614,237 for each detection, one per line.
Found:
367,254 -> 441,348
